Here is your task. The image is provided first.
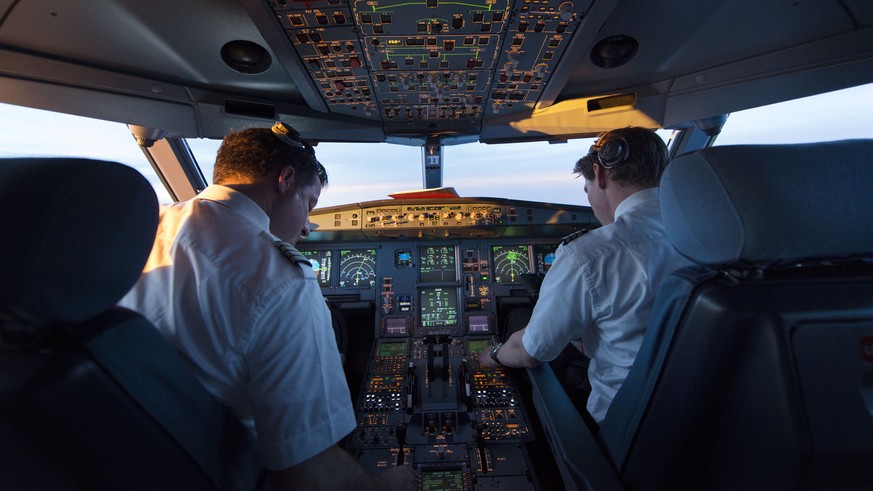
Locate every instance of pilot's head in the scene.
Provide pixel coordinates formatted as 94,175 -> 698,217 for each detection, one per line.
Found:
213,124 -> 328,243
573,126 -> 668,186
573,127 -> 668,224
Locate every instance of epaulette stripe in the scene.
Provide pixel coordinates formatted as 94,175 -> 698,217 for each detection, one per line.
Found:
274,240 -> 312,267
561,229 -> 589,245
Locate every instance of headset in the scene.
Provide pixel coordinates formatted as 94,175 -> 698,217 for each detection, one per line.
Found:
271,121 -> 314,156
588,136 -> 630,169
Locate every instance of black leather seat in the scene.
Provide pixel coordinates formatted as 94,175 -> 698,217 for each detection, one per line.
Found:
530,140 -> 873,490
0,158 -> 262,490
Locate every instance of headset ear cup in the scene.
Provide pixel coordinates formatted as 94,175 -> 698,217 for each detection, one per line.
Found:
599,137 -> 629,168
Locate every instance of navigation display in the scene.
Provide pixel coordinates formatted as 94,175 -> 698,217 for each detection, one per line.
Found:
419,287 -> 459,328
299,249 -> 333,287
339,249 -> 377,288
491,245 -> 531,284
419,245 -> 457,282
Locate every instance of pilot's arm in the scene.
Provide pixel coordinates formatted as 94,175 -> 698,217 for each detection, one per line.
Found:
479,237 -> 592,370
478,327 -> 543,369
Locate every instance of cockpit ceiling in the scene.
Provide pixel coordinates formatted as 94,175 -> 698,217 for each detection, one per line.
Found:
0,0 -> 872,143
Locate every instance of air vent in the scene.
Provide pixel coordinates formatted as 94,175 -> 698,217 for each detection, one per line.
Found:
586,93 -> 636,112
225,100 -> 276,119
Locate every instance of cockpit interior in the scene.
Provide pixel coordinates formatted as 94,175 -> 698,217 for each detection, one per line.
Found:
1,0 -> 873,490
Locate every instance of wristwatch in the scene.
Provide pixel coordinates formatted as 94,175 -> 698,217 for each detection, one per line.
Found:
489,342 -> 504,364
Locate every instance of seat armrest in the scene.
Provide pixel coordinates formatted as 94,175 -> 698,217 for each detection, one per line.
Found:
527,364 -> 624,491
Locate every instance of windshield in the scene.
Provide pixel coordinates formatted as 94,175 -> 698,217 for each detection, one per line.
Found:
2,83 -> 871,207
189,137 -> 653,208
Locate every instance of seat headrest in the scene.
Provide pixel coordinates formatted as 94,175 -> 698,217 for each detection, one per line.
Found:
0,158 -> 158,325
660,139 -> 873,265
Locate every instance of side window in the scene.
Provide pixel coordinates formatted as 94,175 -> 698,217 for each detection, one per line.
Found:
715,83 -> 873,146
0,103 -> 171,203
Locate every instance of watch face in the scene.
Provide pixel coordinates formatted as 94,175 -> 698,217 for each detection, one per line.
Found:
490,343 -> 501,360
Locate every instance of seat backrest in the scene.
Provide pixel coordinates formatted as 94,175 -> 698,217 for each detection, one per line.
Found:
0,158 -> 261,490
598,140 -> 873,490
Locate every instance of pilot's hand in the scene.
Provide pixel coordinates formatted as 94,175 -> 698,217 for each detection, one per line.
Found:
478,348 -> 500,369
377,464 -> 416,491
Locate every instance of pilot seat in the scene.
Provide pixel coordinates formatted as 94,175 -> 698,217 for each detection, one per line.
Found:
530,139 -> 873,490
0,158 -> 262,490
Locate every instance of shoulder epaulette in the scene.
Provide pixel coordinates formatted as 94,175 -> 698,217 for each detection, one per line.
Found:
274,240 -> 312,267
561,229 -> 590,245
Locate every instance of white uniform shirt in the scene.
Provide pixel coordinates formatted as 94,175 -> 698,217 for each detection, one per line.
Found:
119,185 -> 356,469
522,187 -> 692,423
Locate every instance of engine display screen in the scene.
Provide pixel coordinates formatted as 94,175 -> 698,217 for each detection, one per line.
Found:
420,287 -> 459,328
419,245 -> 457,282
299,249 -> 333,287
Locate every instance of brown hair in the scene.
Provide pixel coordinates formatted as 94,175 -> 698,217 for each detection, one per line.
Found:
213,127 -> 327,191
573,127 -> 668,188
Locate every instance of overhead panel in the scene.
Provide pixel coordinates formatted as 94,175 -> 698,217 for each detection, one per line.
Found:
268,0 -> 588,137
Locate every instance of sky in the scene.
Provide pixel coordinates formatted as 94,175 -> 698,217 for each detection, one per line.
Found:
1,83 -> 871,208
